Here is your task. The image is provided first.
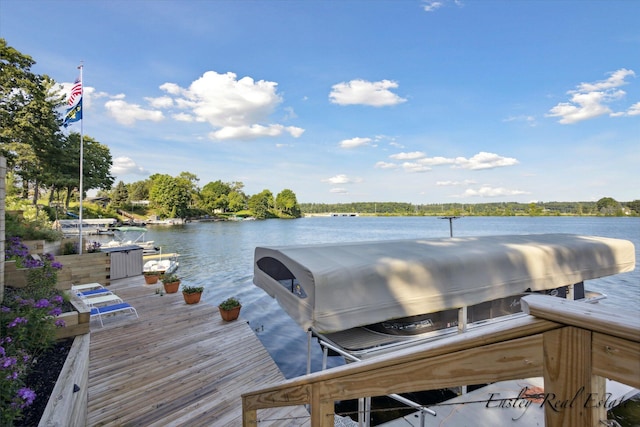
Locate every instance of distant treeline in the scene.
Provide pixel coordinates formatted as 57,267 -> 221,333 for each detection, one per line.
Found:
300,199 -> 640,217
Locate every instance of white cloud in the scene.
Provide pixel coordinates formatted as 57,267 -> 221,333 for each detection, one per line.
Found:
322,174 -> 362,185
111,156 -> 149,176
459,186 -> 529,198
146,96 -> 173,109
402,162 -> 431,173
546,68 -> 636,124
379,152 -> 518,172
172,113 -> 195,122
156,71 -> 304,140
208,124 -> 304,141
330,188 -> 349,194
329,79 -> 407,107
453,152 -> 519,170
375,161 -> 398,169
419,156 -> 456,166
503,115 -> 537,127
436,180 -> 477,186
104,99 -> 164,126
390,151 -> 425,160
164,71 -> 282,127
159,82 -> 182,95
422,0 -> 463,12
340,137 -> 372,149
422,1 -> 444,12
576,68 -> 635,92
626,102 -> 640,116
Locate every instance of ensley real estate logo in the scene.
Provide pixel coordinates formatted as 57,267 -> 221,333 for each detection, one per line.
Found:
483,386 -> 632,421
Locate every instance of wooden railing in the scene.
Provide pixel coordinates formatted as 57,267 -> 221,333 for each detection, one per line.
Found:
242,294 -> 640,427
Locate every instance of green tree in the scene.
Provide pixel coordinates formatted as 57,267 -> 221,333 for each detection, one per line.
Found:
52,133 -> 114,210
112,181 -> 129,206
227,190 -> 247,212
149,174 -> 193,219
275,189 -> 301,218
128,180 -> 151,201
248,189 -> 274,219
626,200 -> 640,215
1,40 -> 66,203
200,180 -> 232,213
596,197 -> 620,216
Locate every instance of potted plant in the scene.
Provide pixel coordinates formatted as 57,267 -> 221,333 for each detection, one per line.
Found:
182,285 -> 204,304
218,297 -> 242,321
143,271 -> 160,285
161,273 -> 180,293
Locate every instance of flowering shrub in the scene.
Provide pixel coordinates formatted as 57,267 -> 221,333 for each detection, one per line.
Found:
4,237 -> 33,268
5,237 -> 63,301
86,241 -> 101,253
1,237 -> 66,424
1,291 -> 66,425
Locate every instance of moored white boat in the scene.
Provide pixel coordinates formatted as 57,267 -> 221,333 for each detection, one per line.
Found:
101,226 -> 160,255
143,252 -> 179,275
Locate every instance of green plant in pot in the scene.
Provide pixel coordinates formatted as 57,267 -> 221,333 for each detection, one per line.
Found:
218,297 -> 241,321
182,285 -> 204,304
143,271 -> 160,285
161,274 -> 180,293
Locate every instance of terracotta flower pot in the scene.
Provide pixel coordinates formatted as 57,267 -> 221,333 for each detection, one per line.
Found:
144,274 -> 159,285
163,281 -> 180,293
183,291 -> 202,304
219,305 -> 241,321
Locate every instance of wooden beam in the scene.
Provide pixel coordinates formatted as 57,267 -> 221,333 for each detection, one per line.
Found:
543,327 -> 605,427
321,334 -> 543,400
592,332 -> 640,389
242,315 -> 559,404
522,294 -> 640,343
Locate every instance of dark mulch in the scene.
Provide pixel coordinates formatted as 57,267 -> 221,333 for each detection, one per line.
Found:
15,338 -> 73,426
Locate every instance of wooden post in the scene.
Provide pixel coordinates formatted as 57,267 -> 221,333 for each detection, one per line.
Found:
241,399 -> 257,427
542,326 -> 606,427
310,383 -> 334,427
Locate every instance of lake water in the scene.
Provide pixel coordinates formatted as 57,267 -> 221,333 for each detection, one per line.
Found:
128,216 -> 639,422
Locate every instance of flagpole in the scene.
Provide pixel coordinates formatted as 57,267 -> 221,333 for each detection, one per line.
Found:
78,63 -> 84,254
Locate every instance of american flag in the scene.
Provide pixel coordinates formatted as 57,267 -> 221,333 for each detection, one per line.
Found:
68,77 -> 82,106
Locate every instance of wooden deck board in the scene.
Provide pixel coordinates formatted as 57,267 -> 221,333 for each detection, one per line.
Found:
88,276 -> 310,426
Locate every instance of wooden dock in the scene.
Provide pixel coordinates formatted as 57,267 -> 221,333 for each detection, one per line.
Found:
87,276 -> 310,426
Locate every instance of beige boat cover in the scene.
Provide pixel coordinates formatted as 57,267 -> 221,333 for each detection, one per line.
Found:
253,234 -> 635,333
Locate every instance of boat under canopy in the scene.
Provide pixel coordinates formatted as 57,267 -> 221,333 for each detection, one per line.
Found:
254,234 -> 635,335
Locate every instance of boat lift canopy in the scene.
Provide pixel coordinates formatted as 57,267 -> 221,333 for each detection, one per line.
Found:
254,234 -> 635,334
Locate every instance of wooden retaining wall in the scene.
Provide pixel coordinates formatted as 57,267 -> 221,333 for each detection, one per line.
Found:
56,292 -> 91,340
39,333 -> 90,427
4,252 -> 111,290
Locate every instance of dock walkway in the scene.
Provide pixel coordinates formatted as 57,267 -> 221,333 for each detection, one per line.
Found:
87,276 -> 310,426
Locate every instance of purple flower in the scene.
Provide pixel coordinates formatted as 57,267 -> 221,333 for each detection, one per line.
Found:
35,299 -> 51,309
6,371 -> 19,380
1,306 -> 10,313
8,317 -> 28,328
2,356 -> 17,369
17,387 -> 36,407
55,319 -> 66,328
49,307 -> 62,317
51,295 -> 64,304
51,261 -> 63,269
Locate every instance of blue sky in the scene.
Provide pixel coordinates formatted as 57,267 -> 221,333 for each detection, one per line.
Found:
1,0 -> 638,204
